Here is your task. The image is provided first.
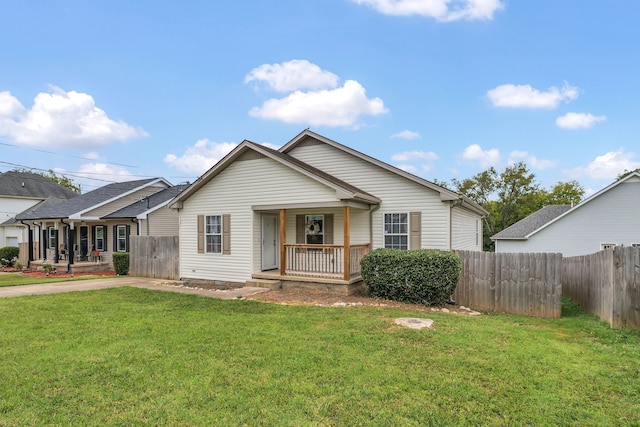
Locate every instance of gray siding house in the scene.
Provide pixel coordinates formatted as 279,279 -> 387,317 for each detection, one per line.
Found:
17,177 -> 174,271
170,130 -> 487,293
492,172 -> 640,256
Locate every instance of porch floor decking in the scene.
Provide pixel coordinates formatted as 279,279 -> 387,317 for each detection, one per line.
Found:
250,270 -> 364,296
29,260 -> 112,274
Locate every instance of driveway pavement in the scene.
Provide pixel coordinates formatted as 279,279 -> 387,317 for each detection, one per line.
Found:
0,277 -> 269,300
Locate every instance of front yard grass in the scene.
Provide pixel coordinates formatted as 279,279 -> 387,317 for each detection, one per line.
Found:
0,288 -> 638,426
0,273 -> 110,287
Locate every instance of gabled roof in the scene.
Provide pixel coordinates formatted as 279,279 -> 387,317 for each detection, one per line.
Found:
279,130 -> 487,216
0,171 -> 78,199
16,178 -> 171,220
491,171 -> 640,241
103,184 -> 188,219
171,140 -> 382,206
491,205 -> 572,240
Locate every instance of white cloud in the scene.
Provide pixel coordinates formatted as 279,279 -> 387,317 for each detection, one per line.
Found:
567,149 -> 640,180
487,82 -> 579,109
64,163 -> 136,191
164,139 -> 238,174
556,112 -> 606,129
0,86 -> 148,149
391,130 -> 420,140
244,59 -> 339,93
351,0 -> 504,22
391,150 -> 438,161
508,150 -> 555,170
248,79 -> 387,128
462,144 -> 500,167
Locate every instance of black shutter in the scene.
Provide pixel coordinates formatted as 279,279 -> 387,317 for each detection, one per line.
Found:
113,225 -> 117,252
125,225 -> 131,252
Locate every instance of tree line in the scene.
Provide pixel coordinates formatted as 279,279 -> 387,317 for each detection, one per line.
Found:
437,164 -> 640,251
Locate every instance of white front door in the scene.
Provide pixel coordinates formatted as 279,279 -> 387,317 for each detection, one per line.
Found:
261,214 -> 278,270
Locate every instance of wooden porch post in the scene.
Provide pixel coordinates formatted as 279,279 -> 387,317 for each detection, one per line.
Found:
279,209 -> 286,275
343,206 -> 351,281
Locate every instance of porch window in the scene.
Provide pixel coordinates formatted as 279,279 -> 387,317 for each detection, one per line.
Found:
48,227 -> 56,249
95,226 -> 105,251
305,215 -> 324,245
205,215 -> 222,253
384,213 -> 408,250
116,225 -> 127,252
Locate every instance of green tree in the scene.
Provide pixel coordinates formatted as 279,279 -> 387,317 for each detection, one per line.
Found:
450,163 -> 584,251
544,180 -> 584,205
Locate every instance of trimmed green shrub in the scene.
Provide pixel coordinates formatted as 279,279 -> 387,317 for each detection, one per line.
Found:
113,252 -> 130,275
0,246 -> 20,267
361,248 -> 461,305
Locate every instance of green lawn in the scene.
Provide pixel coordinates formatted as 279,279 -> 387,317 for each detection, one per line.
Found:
0,288 -> 638,426
0,273 -> 111,287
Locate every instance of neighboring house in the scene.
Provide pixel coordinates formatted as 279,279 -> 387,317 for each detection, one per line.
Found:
17,177 -> 173,268
492,172 -> 640,256
0,171 -> 77,251
169,129 -> 487,293
102,184 -> 188,236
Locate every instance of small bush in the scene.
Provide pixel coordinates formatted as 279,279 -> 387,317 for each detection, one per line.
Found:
42,263 -> 53,275
113,253 -> 130,275
0,246 -> 20,267
361,248 -> 461,305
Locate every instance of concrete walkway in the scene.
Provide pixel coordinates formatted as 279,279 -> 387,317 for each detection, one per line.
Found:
0,277 -> 269,300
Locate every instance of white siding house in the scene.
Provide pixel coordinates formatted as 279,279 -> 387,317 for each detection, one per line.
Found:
170,130 -> 487,293
492,172 -> 640,256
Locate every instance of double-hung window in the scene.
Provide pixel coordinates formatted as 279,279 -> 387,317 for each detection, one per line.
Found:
48,227 -> 56,249
116,225 -> 127,252
95,226 -> 105,251
384,213 -> 408,250
205,215 -> 222,253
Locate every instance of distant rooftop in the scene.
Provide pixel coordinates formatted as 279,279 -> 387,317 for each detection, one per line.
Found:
491,205 -> 572,240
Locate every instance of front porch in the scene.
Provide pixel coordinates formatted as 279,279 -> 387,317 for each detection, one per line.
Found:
250,242 -> 370,295
29,259 -> 112,275
249,206 -> 372,295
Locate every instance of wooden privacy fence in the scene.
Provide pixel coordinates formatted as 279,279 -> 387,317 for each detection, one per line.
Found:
563,247 -> 640,330
453,250 -> 563,318
129,236 -> 180,280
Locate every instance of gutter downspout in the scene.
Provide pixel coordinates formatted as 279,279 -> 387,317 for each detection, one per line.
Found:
369,203 -> 381,251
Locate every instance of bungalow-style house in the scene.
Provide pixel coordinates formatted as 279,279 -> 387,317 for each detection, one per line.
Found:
169,130 -> 487,294
102,184 -> 188,236
0,171 -> 77,253
492,172 -> 640,256
16,177 -> 175,271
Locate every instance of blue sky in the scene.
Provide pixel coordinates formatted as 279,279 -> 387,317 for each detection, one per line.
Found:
1,0 -> 639,196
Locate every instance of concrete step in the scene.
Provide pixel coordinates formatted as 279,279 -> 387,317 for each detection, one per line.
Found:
246,278 -> 282,290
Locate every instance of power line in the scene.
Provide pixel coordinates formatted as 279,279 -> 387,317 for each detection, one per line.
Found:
0,141 -> 140,169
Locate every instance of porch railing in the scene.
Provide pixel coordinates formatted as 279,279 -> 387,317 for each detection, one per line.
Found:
284,244 -> 369,279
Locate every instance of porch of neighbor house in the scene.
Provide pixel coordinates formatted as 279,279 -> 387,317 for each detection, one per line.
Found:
29,256 -> 112,275
246,206 -> 371,295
